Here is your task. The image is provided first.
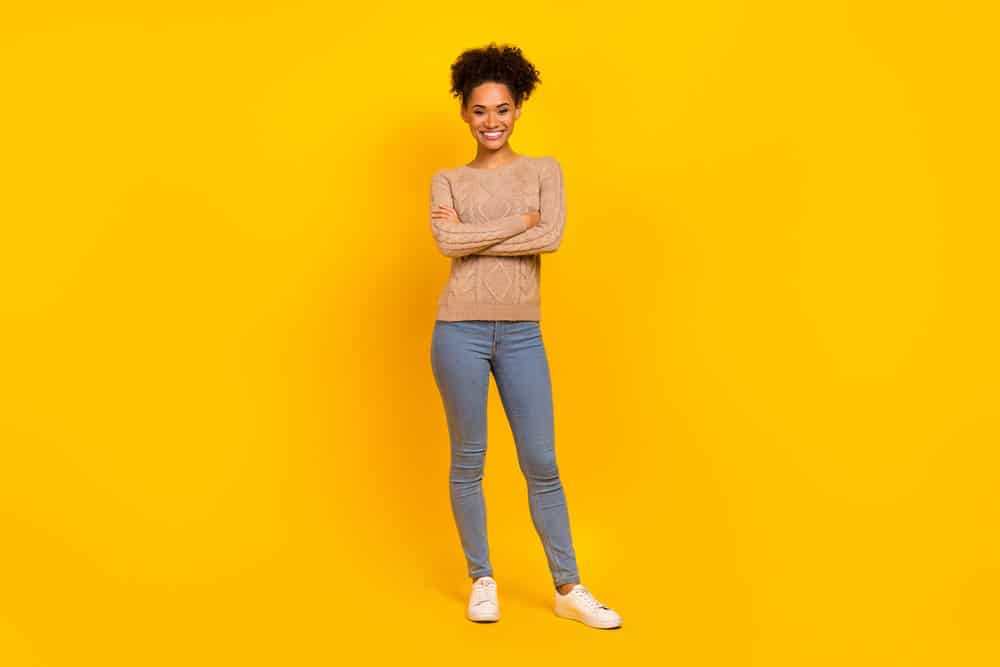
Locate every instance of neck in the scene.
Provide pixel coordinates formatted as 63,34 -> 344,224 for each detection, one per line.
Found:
469,146 -> 519,168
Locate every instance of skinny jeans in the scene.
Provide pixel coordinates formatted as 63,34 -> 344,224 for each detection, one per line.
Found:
430,319 -> 580,589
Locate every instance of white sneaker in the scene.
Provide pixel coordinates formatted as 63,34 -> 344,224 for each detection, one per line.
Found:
467,576 -> 500,622
554,583 -> 622,629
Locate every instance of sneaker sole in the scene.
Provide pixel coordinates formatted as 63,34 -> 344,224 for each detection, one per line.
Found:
554,606 -> 621,629
467,613 -> 499,622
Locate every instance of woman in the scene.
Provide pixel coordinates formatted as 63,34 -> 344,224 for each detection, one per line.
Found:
428,42 -> 622,630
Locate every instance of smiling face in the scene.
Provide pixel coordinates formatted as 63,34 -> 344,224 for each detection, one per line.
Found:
460,81 -> 521,152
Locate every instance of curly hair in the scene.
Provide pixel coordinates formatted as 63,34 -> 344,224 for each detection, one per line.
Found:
449,42 -> 542,109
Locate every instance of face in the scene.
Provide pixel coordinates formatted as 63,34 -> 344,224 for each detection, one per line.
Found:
461,81 -> 521,150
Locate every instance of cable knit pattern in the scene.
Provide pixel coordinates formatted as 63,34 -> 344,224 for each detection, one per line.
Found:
429,155 -> 566,321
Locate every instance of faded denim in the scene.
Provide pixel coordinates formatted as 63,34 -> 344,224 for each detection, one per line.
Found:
430,319 -> 580,590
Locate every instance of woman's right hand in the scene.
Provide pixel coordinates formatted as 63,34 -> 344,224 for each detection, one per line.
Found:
522,211 -> 540,229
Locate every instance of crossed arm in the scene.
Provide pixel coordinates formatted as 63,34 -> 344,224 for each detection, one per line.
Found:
428,157 -> 566,258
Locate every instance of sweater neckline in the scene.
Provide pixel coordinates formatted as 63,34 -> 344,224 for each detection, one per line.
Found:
461,155 -> 529,172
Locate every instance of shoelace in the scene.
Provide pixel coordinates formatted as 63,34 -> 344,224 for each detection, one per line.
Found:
573,586 -> 611,612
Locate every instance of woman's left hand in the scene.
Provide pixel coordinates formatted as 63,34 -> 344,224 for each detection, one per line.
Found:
431,205 -> 461,224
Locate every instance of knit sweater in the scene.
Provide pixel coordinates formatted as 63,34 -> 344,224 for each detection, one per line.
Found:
429,155 -> 566,321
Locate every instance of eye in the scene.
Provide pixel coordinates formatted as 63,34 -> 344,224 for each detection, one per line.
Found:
499,109 -> 508,114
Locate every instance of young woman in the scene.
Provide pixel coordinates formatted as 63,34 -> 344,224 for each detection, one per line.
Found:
428,42 -> 622,630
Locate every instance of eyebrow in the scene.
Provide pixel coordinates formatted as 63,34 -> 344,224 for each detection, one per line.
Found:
471,102 -> 511,109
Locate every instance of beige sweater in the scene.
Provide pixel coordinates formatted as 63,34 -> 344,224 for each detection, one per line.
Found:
429,155 -> 566,321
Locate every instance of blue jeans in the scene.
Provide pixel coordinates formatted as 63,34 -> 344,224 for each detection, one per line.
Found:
430,319 -> 580,590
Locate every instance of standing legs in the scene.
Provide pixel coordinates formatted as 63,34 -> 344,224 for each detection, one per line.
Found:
431,319 -> 580,589
431,320 -> 494,581
492,321 -> 580,590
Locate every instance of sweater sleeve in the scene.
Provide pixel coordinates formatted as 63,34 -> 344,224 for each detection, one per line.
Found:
473,157 -> 566,256
429,170 -> 528,258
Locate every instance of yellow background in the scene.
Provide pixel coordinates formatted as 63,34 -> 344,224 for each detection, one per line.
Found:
2,2 -> 998,664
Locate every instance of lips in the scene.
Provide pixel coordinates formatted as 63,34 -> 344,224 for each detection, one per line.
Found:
481,130 -> 504,140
